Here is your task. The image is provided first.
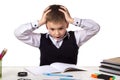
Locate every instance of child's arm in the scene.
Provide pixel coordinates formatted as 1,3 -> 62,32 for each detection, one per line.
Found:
14,21 -> 41,48
59,6 -> 100,47
14,7 -> 51,48
38,6 -> 51,26
73,18 -> 100,47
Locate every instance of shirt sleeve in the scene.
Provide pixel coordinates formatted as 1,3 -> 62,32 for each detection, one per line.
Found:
73,18 -> 100,47
14,20 -> 41,48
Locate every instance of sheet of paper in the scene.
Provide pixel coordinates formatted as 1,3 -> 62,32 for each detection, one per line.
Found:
25,66 -> 60,75
50,62 -> 77,72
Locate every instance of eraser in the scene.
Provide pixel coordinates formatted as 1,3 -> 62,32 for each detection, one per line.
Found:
17,78 -> 31,80
18,72 -> 28,77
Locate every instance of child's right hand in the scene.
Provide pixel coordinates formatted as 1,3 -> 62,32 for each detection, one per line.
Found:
38,7 -> 51,27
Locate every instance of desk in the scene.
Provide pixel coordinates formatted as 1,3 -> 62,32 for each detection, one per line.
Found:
2,66 -> 120,80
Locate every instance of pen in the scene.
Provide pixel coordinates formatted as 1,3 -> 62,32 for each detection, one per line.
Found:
43,78 -> 79,80
60,77 -> 80,80
91,73 -> 116,80
0,48 -> 7,60
43,73 -> 73,77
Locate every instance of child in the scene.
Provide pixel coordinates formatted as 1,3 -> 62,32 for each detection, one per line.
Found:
14,4 -> 100,66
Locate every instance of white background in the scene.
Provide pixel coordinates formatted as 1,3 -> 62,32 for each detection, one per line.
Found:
0,0 -> 120,66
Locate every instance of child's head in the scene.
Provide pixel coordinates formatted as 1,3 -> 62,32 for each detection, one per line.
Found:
46,4 -> 67,23
45,4 -> 69,40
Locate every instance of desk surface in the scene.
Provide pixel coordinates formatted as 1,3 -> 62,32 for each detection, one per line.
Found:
2,66 -> 120,80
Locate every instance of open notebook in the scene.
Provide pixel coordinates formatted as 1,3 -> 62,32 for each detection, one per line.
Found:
25,62 -> 85,75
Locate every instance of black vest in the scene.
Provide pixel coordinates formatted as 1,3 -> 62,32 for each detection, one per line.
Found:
39,31 -> 79,66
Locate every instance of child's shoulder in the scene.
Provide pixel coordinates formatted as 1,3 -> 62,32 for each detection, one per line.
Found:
40,33 -> 48,38
68,31 -> 75,35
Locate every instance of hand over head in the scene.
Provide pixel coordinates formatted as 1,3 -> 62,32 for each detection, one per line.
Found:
59,6 -> 74,24
39,4 -> 74,26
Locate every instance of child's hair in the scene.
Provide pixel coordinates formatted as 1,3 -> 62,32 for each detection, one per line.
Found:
46,4 -> 67,23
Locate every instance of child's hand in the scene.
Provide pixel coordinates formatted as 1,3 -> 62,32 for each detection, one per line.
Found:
59,6 -> 74,24
38,7 -> 51,26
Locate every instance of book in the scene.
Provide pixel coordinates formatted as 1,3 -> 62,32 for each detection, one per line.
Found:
99,57 -> 120,76
25,62 -> 85,75
99,65 -> 120,75
100,62 -> 120,69
103,57 -> 120,66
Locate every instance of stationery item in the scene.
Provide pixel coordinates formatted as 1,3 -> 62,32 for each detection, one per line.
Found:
0,48 -> 7,60
18,72 -> 28,77
43,77 -> 81,80
0,60 -> 1,78
43,73 -> 73,77
91,73 -> 116,80
25,62 -> 85,75
100,62 -> 120,69
60,77 -> 81,80
43,79 -> 59,80
17,78 -> 31,80
103,57 -> 120,65
99,57 -> 120,75
99,65 -> 120,76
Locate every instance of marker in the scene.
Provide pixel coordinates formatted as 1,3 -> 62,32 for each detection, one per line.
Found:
0,48 -> 7,60
91,73 -> 116,80
43,73 -> 73,77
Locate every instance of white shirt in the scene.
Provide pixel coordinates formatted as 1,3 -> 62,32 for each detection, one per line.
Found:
14,18 -> 100,48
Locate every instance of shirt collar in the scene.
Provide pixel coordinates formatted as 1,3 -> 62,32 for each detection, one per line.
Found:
46,32 -> 70,39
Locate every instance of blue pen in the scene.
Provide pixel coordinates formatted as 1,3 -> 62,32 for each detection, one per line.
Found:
60,77 -> 80,80
43,73 -> 73,77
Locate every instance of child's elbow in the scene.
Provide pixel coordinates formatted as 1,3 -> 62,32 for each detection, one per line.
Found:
96,24 -> 100,33
14,29 -> 21,39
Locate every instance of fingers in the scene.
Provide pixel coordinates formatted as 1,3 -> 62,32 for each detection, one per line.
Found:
44,9 -> 51,15
43,6 -> 51,14
59,6 -> 70,15
59,6 -> 73,24
59,5 -> 69,12
39,7 -> 51,26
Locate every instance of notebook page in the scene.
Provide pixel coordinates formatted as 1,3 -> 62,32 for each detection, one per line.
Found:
25,66 -> 60,75
50,62 -> 77,72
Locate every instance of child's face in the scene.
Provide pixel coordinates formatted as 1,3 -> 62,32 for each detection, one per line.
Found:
46,21 -> 68,40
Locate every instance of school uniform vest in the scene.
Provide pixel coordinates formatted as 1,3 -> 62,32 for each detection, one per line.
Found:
39,31 -> 79,66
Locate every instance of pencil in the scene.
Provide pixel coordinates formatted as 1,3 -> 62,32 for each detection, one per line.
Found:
0,48 -> 7,60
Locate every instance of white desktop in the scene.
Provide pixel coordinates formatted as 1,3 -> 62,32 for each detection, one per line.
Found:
2,66 -> 120,80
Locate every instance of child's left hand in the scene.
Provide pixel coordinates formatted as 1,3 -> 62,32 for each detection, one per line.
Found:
59,6 -> 74,24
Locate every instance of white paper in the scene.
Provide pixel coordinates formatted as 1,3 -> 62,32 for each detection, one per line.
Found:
25,62 -> 79,75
